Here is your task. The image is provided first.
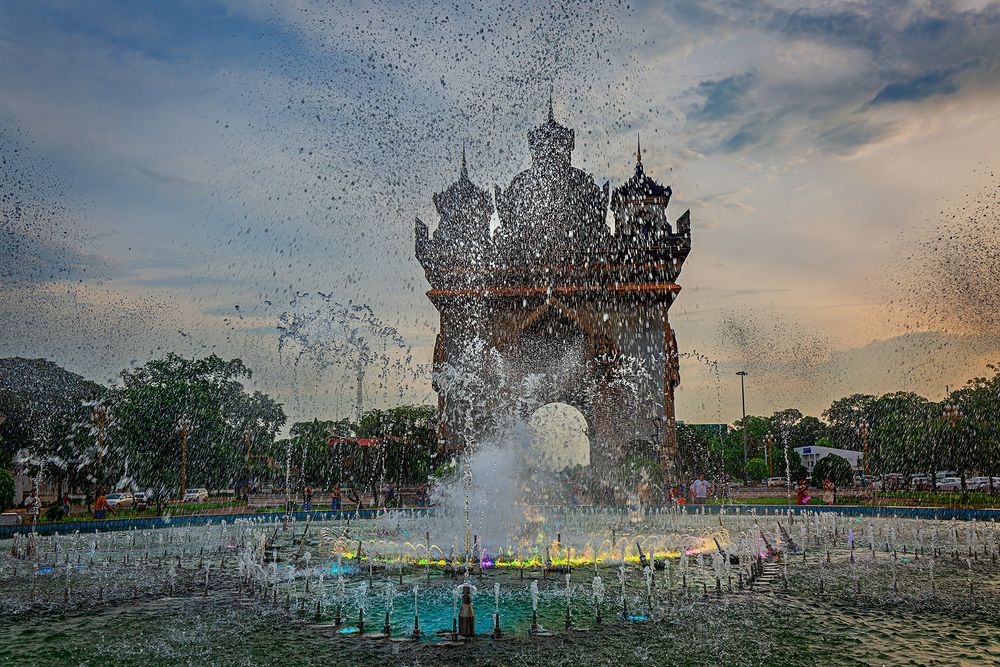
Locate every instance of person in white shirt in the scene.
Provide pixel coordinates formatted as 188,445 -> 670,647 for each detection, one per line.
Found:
25,490 -> 41,528
691,475 -> 710,504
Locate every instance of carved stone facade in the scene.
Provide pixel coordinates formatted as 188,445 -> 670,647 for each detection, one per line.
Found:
415,102 -> 691,477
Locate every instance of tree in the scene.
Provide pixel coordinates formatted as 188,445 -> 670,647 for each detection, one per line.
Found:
767,409 -> 822,482
785,448 -> 808,482
811,454 -> 853,487
108,354 -> 285,501
823,394 -> 876,450
276,405 -> 438,505
744,457 -> 768,482
868,392 -> 933,480
788,416 -> 828,451
0,358 -> 105,497
676,423 -> 723,481
708,428 -> 745,479
0,468 -> 14,511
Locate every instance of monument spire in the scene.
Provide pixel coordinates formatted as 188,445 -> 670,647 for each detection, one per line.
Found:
636,133 -> 643,173
460,141 -> 468,180
547,85 -> 554,122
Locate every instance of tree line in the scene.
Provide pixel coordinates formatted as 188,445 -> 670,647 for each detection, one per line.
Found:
0,355 -> 437,508
674,365 -> 1000,496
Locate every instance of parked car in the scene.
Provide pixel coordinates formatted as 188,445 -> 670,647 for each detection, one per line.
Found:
132,491 -> 151,510
105,492 -> 133,509
183,488 -> 209,503
937,477 -> 963,492
883,473 -> 908,491
766,477 -> 787,487
910,475 -> 933,491
967,476 -> 990,491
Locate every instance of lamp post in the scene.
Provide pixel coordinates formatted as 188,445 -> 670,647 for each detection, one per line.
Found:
175,417 -> 194,500
942,402 -> 964,502
736,371 -> 748,465
244,429 -> 253,502
91,405 -> 111,500
91,405 -> 111,463
764,433 -> 775,478
858,419 -> 870,479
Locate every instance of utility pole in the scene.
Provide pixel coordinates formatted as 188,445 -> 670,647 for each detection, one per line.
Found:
943,401 -> 964,503
356,362 -> 365,424
737,371 -> 748,465
765,433 -> 775,478
175,417 -> 194,500
858,419 -> 870,478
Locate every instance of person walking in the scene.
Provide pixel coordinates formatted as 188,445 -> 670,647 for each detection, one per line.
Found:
822,477 -> 836,506
691,474 -> 710,505
796,478 -> 811,505
25,489 -> 41,529
331,484 -> 342,511
302,485 -> 313,512
93,491 -> 112,520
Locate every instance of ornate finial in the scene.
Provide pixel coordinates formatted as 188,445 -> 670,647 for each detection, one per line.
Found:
460,141 -> 468,180
547,85 -> 554,122
636,133 -> 642,165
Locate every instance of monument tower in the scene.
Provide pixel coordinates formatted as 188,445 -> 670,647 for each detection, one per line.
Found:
415,101 -> 691,477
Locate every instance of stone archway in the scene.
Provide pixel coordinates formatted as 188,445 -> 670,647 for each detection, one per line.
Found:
415,104 -> 692,477
527,402 -> 590,472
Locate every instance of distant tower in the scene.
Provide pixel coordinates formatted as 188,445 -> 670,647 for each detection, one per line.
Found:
415,105 -> 691,480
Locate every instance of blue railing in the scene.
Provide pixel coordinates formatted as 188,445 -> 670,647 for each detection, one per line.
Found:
0,508 -> 433,538
3,503 -> 997,539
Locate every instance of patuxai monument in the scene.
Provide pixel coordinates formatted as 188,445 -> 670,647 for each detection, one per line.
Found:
416,100 -> 692,477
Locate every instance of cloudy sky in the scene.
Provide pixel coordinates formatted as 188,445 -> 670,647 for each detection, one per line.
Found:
2,0 -> 1000,427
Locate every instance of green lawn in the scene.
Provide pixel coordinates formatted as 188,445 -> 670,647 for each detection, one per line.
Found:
715,492 -> 1000,509
42,499 -> 251,523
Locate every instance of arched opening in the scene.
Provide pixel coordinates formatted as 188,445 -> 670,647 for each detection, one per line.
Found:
527,402 -> 590,471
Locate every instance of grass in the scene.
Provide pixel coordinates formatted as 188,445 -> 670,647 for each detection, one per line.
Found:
40,499 -> 252,524
26,490 -> 1000,525
713,491 -> 1000,509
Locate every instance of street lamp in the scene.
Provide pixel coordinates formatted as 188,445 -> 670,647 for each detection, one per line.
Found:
91,404 -> 111,463
764,433 -> 775,478
736,371 -> 749,465
857,419 -> 870,478
175,417 -> 194,500
942,402 -> 964,500
243,429 -> 253,501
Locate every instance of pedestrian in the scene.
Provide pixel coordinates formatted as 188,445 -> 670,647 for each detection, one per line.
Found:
303,485 -> 313,512
25,489 -> 41,528
93,491 -> 112,520
61,493 -> 71,518
823,477 -> 836,506
796,478 -> 811,505
348,485 -> 362,510
691,474 -> 710,505
331,483 -> 342,511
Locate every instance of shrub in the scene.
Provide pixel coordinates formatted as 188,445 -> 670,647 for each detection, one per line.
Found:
812,454 -> 853,488
0,469 -> 13,511
744,457 -> 768,482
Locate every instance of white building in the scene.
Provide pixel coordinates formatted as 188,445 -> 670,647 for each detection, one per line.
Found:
794,446 -> 862,473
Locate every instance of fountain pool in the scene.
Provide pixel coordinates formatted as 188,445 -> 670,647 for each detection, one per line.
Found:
4,505 -> 1000,665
